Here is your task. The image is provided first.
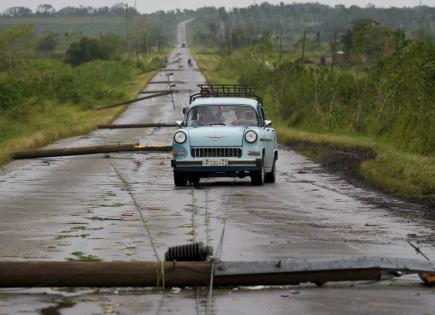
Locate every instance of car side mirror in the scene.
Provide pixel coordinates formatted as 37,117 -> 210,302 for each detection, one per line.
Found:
176,120 -> 184,127
182,108 -> 186,114
264,120 -> 272,127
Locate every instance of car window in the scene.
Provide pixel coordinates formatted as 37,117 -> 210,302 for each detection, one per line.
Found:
186,105 -> 259,127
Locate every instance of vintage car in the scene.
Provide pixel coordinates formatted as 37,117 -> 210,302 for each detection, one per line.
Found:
171,84 -> 278,186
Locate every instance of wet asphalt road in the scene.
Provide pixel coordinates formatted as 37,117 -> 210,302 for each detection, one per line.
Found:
0,20 -> 434,314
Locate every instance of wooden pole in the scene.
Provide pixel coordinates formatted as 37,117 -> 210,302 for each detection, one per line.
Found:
97,123 -> 176,129
0,259 -> 432,287
13,144 -> 172,160
0,261 -> 210,287
0,261 -> 383,288
97,92 -> 171,110
125,3 -> 129,60
300,30 -> 306,65
331,30 -> 337,70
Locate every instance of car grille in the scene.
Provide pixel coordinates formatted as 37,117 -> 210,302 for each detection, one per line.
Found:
191,147 -> 242,158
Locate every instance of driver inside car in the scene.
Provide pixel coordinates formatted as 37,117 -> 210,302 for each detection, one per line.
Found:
232,109 -> 255,126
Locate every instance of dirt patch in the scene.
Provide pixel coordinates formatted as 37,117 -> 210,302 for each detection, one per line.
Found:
287,140 -> 376,177
285,140 -> 434,209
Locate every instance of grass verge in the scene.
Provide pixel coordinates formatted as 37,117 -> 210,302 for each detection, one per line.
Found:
192,47 -> 435,206
0,57 -> 162,166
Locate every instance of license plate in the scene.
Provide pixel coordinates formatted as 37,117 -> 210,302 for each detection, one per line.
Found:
202,159 -> 228,167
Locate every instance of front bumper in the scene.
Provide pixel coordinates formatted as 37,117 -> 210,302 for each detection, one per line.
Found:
171,159 -> 261,175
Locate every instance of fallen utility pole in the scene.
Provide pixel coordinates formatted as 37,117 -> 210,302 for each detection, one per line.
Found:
0,257 -> 434,287
13,143 -> 172,160
97,123 -> 177,129
139,90 -> 178,94
167,58 -> 182,65
161,69 -> 184,72
149,80 -> 185,84
0,261 -> 209,287
139,89 -> 193,95
97,92 -> 171,110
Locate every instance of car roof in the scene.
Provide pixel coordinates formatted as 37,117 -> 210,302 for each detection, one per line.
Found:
190,97 -> 259,108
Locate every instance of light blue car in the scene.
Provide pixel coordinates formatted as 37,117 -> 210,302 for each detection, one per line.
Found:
171,84 -> 278,186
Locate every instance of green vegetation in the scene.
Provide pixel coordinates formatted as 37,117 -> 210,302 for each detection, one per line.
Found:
192,38 -> 435,203
0,24 -> 167,165
189,4 -> 435,53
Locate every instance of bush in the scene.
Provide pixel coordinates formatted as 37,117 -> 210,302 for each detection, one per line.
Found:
65,37 -> 113,66
211,41 -> 435,155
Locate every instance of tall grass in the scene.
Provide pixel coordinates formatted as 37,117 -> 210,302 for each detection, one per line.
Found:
0,59 -> 135,110
0,54 -> 164,165
192,45 -> 435,203
195,42 -> 435,155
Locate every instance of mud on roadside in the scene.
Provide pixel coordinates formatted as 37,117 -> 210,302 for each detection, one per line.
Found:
284,140 -> 434,209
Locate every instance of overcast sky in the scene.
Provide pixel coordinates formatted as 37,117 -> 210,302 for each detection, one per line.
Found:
0,0 -> 433,13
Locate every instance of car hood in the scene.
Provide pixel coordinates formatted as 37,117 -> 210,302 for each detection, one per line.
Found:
188,126 -> 246,147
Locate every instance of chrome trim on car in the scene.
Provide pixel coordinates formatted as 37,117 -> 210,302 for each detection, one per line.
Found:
191,147 -> 242,158
173,160 -> 258,168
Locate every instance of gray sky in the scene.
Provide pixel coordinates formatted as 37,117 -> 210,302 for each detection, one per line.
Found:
0,0 -> 432,13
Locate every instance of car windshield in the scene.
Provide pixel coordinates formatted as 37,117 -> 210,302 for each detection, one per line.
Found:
186,105 -> 259,127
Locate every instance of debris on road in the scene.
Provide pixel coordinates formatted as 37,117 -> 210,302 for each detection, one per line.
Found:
139,90 -> 177,94
0,256 -> 434,288
148,80 -> 185,84
13,143 -> 172,159
97,123 -> 176,129
96,91 -> 172,110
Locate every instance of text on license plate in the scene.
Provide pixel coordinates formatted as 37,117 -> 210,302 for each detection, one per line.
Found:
202,159 -> 229,167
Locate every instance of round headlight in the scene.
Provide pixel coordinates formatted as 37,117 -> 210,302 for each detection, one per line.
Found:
245,130 -> 257,143
174,131 -> 187,144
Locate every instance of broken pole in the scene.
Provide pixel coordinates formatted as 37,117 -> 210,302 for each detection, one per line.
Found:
97,92 -> 171,110
0,257 -> 434,287
12,144 -> 172,160
139,90 -> 177,94
149,80 -> 185,84
97,123 -> 177,129
0,261 -> 210,287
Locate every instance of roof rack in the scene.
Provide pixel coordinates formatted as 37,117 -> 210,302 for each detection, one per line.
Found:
189,84 -> 263,104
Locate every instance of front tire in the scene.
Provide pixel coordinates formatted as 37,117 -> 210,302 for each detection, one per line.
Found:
174,171 -> 187,187
190,177 -> 200,186
264,160 -> 276,183
251,159 -> 265,186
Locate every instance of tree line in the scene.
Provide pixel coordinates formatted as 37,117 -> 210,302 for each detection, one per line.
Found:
189,3 -> 435,52
1,3 -> 140,18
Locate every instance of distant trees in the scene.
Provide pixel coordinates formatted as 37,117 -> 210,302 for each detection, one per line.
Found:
36,4 -> 55,16
189,3 -> 435,50
1,3 -> 140,18
3,7 -> 32,18
36,32 -> 58,51
341,19 -> 398,63
65,37 -> 117,66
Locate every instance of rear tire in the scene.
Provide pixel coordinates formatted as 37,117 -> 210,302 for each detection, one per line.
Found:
251,159 -> 265,186
264,160 -> 276,183
174,172 -> 187,187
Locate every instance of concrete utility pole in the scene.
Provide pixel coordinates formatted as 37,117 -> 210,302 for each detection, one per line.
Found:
278,14 -> 284,63
125,3 -> 129,59
331,30 -> 337,70
300,31 -> 306,65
